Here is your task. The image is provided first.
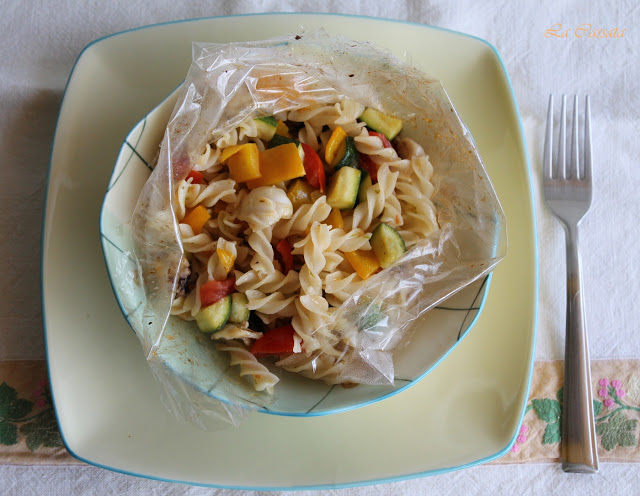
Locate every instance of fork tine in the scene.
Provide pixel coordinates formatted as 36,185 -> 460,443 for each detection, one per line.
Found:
569,95 -> 580,179
583,95 -> 592,182
543,95 -> 554,179
557,95 -> 567,179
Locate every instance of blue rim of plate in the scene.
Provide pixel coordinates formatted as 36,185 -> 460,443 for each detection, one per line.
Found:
41,12 -> 539,491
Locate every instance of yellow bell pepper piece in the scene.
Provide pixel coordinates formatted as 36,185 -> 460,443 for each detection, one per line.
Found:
222,143 -> 261,183
275,120 -> 292,138
344,250 -> 381,280
324,209 -> 344,230
247,143 -> 305,189
287,179 -> 315,209
217,248 -> 235,274
182,205 -> 211,235
219,144 -> 245,163
325,126 -> 348,168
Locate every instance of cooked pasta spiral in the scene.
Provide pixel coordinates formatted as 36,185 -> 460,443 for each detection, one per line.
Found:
169,98 -> 439,392
234,269 -> 301,294
271,195 -> 331,239
216,341 -> 279,394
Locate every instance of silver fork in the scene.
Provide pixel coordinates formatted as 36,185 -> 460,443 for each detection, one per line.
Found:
543,95 -> 598,473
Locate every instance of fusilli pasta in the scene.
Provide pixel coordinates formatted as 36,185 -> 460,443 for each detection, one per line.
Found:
170,99 -> 438,392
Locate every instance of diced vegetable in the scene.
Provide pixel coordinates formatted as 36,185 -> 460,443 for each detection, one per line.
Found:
182,205 -> 211,235
200,277 -> 236,308
219,144 -> 245,163
287,178 -> 315,209
247,143 -> 306,188
268,134 -> 298,148
254,116 -> 278,141
326,166 -> 362,210
357,171 -> 373,204
345,299 -> 385,331
335,137 -> 358,170
275,239 -> 294,274
370,223 -> 406,268
275,120 -> 292,138
223,143 -> 261,183
368,131 -> 393,149
360,108 -> 403,140
250,324 -> 296,357
195,296 -> 232,333
324,208 -> 344,229
358,154 -> 378,182
301,143 -> 326,192
217,248 -> 235,274
344,250 -> 381,280
324,126 -> 348,167
186,170 -> 204,184
360,303 -> 385,331
229,292 -> 250,323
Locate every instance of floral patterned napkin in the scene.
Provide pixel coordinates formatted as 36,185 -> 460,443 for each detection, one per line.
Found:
1,360 -> 639,465
496,359 -> 640,463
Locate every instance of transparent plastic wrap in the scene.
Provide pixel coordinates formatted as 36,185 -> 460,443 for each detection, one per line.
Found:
128,30 -> 507,427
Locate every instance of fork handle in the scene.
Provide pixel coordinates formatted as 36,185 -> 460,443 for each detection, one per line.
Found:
561,223 -> 599,473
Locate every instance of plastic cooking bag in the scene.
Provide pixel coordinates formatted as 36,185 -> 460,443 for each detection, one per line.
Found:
127,30 -> 507,427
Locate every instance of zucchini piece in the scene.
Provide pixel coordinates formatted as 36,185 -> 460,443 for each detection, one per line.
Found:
357,170 -> 373,204
370,223 -> 406,268
195,295 -> 232,333
342,299 -> 386,331
359,303 -> 385,331
360,108 -> 403,140
268,134 -> 298,148
254,116 -> 278,141
326,166 -> 362,210
334,136 -> 359,170
229,293 -> 250,323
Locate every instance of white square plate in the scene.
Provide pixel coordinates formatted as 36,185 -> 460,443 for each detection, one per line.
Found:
42,13 -> 537,489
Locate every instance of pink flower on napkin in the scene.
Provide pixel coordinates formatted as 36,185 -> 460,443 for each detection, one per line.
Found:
511,424 -> 529,454
599,378 -> 609,387
616,388 -> 626,398
598,388 -> 609,398
611,379 -> 622,388
604,398 -> 615,408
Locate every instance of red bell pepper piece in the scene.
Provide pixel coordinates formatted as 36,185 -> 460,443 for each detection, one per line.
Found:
199,277 -> 235,308
358,153 -> 379,183
275,239 -> 294,275
301,143 -> 326,193
368,131 -> 392,149
186,170 -> 204,184
250,324 -> 296,357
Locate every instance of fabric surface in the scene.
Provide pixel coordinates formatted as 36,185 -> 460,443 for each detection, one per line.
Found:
2,0 -> 639,494
4,359 -> 640,466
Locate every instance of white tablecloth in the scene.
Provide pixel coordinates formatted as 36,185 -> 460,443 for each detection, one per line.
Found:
2,0 -> 639,493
